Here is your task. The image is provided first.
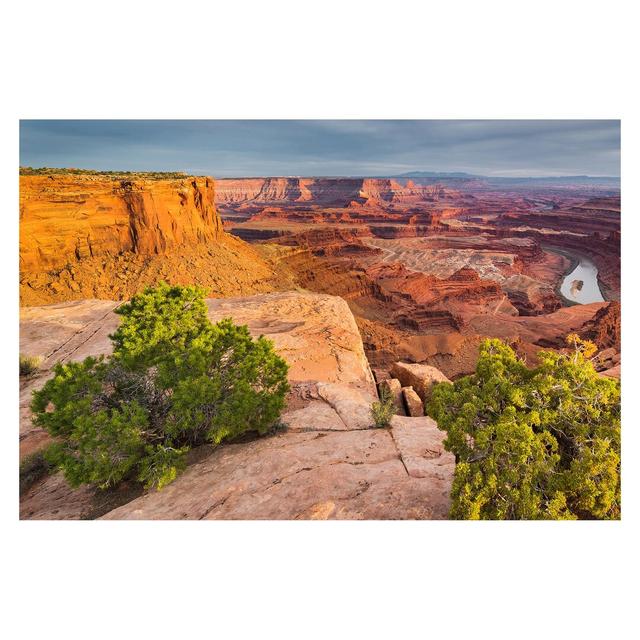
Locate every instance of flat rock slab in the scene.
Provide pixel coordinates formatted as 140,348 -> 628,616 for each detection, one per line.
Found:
282,401 -> 349,431
19,292 -> 377,458
20,473 -> 95,520
101,418 -> 453,519
391,415 -> 455,480
102,429 -> 397,520
206,293 -> 376,393
316,382 -> 376,430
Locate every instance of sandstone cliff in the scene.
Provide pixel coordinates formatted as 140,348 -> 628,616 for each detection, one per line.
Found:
19,173 -> 291,304
215,177 -> 463,207
20,174 -> 223,271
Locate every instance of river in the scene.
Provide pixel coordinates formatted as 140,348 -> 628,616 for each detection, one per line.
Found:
559,255 -> 605,304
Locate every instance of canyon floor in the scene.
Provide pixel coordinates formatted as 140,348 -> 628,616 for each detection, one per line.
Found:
19,171 -> 621,519
216,176 -> 620,378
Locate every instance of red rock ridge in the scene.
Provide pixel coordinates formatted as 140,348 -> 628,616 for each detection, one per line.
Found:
215,177 -> 465,208
20,174 -> 223,272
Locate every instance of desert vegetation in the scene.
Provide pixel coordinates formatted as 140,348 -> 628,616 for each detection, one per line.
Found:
370,388 -> 397,428
31,283 -> 289,490
19,446 -> 55,495
20,354 -> 41,377
20,166 -> 190,179
427,335 -> 620,519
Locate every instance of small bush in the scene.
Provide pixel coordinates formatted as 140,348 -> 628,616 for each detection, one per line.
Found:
20,354 -> 42,377
31,283 -> 290,490
19,446 -> 55,494
371,388 -> 397,428
427,335 -> 621,520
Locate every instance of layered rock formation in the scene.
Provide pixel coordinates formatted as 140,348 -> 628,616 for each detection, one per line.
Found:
216,177 -> 465,208
495,196 -> 621,300
20,173 -> 290,305
20,292 -> 454,520
580,301 -> 621,351
21,174 -> 223,271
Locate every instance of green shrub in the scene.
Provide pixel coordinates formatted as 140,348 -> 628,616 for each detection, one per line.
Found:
32,283 -> 289,490
427,335 -> 620,520
371,388 -> 397,428
20,354 -> 42,377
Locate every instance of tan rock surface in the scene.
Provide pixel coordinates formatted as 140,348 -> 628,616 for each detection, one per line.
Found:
20,473 -> 95,520
19,299 -> 121,457
391,362 -> 451,404
19,292 -> 376,458
316,382 -> 376,429
22,382 -> 454,520
281,401 -> 348,432
206,293 -> 376,393
101,385 -> 452,520
391,415 -> 454,480
402,386 -> 424,417
20,291 -> 453,520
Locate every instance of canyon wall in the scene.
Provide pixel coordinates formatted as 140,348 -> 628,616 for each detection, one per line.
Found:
20,174 -> 223,272
215,177 -> 462,207
19,174 -> 293,305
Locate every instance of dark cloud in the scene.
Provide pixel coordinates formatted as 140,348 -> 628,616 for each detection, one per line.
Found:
19,120 -> 620,177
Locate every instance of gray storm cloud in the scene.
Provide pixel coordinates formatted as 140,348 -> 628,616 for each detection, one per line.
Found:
19,120 -> 620,177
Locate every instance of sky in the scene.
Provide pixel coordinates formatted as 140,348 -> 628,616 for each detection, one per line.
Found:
19,120 -> 620,178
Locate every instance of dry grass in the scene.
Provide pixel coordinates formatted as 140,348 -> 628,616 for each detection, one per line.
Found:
20,354 -> 42,377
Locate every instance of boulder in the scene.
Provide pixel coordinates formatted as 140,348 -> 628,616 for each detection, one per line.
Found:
377,378 -> 405,415
402,386 -> 424,417
600,364 -> 621,380
391,362 -> 451,404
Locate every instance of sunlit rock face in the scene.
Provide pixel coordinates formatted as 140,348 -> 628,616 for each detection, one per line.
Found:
20,174 -> 223,271
19,174 -> 289,305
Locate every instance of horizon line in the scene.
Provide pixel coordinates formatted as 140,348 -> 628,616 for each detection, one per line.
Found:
19,166 -> 622,180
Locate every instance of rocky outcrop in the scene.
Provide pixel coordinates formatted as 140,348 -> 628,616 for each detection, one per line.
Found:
20,174 -> 223,271
19,173 -> 289,305
216,177 -> 465,208
20,291 -> 454,520
580,301 -> 621,351
391,362 -> 451,404
213,178 -> 271,203
402,387 -> 424,417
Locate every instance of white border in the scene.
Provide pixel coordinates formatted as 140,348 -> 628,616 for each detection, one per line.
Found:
2,2 -> 637,639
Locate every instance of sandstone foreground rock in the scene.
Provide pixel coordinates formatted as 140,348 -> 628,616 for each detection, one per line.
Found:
20,292 -> 454,519
402,386 -> 424,417
391,362 -> 451,404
